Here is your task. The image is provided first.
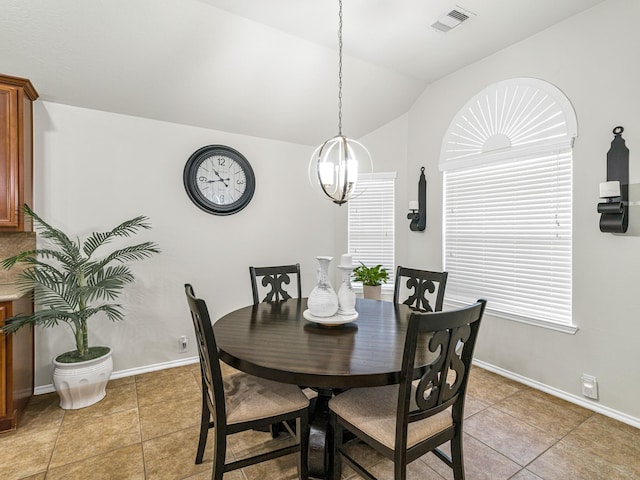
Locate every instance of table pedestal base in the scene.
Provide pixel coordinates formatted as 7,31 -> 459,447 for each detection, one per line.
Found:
308,389 -> 333,479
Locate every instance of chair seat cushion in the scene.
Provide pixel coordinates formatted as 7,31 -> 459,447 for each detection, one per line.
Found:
329,384 -> 453,450
224,372 -> 309,424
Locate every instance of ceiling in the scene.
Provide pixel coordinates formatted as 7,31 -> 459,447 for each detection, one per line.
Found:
0,0 -> 605,146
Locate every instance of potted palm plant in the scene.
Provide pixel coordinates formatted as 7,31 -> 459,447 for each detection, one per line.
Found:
353,262 -> 389,300
1,205 -> 160,409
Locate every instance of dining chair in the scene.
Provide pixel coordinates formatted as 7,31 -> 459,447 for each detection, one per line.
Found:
249,263 -> 302,304
393,266 -> 448,312
249,262 -> 317,425
184,284 -> 310,480
329,299 -> 487,480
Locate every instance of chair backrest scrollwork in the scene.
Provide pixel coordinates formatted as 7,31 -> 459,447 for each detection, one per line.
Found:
394,266 -> 448,312
249,263 -> 302,304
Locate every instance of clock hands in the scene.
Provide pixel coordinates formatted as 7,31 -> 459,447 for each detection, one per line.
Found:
211,167 -> 229,188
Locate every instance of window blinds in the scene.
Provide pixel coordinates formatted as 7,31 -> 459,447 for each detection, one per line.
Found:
444,151 -> 572,326
348,172 -> 396,291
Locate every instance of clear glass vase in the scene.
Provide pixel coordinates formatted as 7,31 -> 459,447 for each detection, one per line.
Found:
307,256 -> 339,317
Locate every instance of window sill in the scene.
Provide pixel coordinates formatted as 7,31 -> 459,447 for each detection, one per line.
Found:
444,300 -> 578,335
352,286 -> 394,293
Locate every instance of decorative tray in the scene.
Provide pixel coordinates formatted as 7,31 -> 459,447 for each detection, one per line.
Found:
303,309 -> 358,326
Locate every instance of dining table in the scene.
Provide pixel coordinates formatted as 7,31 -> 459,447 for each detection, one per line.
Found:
213,296 -> 432,479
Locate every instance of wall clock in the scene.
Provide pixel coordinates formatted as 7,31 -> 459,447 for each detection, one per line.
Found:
183,145 -> 255,215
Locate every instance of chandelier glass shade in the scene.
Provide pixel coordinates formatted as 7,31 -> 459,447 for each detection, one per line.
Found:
310,135 -> 372,205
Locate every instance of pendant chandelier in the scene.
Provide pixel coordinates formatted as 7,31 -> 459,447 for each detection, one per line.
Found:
309,0 -> 372,205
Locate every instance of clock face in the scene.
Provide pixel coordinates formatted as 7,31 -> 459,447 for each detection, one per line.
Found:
183,145 -> 255,215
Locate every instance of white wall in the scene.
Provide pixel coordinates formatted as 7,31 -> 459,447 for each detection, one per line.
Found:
399,0 -> 640,422
32,101 -> 336,385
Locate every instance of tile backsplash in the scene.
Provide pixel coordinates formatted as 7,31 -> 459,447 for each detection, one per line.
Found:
0,232 -> 36,283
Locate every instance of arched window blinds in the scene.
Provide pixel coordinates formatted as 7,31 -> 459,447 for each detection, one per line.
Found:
441,78 -> 577,331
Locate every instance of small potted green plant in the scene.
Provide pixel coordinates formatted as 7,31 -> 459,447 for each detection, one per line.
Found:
1,205 -> 160,409
353,262 -> 389,300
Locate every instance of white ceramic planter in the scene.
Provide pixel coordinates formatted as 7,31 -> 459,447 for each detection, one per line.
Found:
52,348 -> 113,409
363,285 -> 382,300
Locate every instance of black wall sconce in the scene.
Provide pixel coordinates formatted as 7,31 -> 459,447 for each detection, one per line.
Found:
598,126 -> 629,233
408,166 -> 426,231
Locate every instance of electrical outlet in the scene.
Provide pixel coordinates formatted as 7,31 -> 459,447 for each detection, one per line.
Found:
179,336 -> 188,353
581,374 -> 598,399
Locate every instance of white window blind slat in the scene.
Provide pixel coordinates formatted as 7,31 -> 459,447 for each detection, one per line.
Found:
348,172 -> 396,291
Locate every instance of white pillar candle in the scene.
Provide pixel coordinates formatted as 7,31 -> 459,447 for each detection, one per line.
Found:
409,200 -> 419,211
340,254 -> 353,267
599,181 -> 620,198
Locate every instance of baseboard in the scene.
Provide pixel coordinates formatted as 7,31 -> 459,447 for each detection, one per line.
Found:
34,356 -> 200,395
473,359 -> 640,429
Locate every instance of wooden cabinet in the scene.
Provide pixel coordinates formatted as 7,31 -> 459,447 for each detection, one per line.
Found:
0,74 -> 38,232
0,295 -> 34,432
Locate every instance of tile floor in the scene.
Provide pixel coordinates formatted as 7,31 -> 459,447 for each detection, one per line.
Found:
1,363 -> 639,480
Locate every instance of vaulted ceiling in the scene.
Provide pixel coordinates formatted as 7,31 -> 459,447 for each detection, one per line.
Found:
0,0 -> 605,145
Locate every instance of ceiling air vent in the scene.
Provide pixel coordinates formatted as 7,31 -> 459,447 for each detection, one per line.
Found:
431,7 -> 475,33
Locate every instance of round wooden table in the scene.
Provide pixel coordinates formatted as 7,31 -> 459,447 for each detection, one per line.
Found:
213,297 -> 418,479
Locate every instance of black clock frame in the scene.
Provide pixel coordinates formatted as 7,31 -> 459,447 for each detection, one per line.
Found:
183,145 -> 256,216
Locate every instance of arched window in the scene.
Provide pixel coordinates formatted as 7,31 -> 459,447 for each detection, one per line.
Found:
441,78 -> 577,332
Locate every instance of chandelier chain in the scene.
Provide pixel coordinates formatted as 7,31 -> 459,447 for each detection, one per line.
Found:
337,0 -> 343,136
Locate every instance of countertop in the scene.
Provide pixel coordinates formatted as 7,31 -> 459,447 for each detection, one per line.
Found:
0,284 -> 30,302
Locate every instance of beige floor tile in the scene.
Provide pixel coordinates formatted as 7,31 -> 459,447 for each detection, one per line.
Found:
24,391 -> 59,406
220,360 -> 242,377
49,408 -> 141,469
139,394 -> 201,440
492,388 -> 592,438
15,474 -> 46,480
0,427 -> 58,480
187,361 -> 202,373
464,395 -> 490,418
45,443 -> 145,480
528,438 -> 638,479
15,393 -> 64,434
143,425 -> 232,480
106,375 -> 136,387
463,407 -> 557,466
241,452 -> 301,480
226,428 -> 304,480
135,367 -> 200,407
590,412 -> 640,437
227,427 -> 298,461
135,364 -> 197,383
337,438 -> 387,479
466,368 -> 524,405
366,456 -> 444,480
61,382 -> 138,425
420,434 -> 521,480
509,469 -> 544,480
182,469 -> 245,480
555,414 -> 640,477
